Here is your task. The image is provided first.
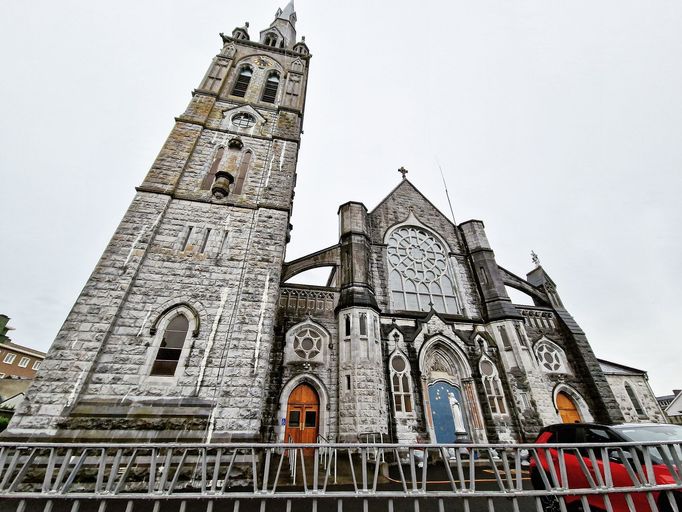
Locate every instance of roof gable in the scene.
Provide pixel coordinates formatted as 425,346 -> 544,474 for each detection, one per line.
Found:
368,179 -> 464,253
597,358 -> 647,375
665,390 -> 682,415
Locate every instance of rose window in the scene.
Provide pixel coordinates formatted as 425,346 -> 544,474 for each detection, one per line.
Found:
294,328 -> 322,360
387,226 -> 459,313
535,342 -> 565,372
231,113 -> 256,128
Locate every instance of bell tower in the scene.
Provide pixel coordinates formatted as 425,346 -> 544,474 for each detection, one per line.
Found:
6,4 -> 311,442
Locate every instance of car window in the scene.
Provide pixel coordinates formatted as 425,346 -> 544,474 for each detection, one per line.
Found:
579,427 -> 618,457
584,427 -> 617,444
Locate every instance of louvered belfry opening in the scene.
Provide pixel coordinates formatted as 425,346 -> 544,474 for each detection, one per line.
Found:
261,72 -> 280,103
232,66 -> 253,97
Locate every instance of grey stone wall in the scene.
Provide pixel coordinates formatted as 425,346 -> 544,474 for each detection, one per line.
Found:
7,31 -> 309,441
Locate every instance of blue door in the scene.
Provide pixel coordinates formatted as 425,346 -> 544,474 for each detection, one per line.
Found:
428,381 -> 469,443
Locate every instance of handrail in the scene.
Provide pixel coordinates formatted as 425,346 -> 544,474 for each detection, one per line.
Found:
0,440 -> 678,512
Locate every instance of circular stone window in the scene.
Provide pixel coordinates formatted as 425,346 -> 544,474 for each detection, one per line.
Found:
480,359 -> 495,377
536,343 -> 563,372
232,112 -> 256,128
391,356 -> 406,372
294,328 -> 322,360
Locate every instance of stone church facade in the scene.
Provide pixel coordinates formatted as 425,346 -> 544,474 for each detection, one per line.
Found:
6,4 -> 640,444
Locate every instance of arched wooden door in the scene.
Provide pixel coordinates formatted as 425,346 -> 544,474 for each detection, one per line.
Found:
556,391 -> 582,423
284,383 -> 319,445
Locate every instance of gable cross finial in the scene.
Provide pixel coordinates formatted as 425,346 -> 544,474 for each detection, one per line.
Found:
531,250 -> 541,267
398,166 -> 408,179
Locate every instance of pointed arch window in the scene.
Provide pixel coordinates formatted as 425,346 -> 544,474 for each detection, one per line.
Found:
261,72 -> 280,103
264,33 -> 278,47
390,354 -> 414,414
232,150 -> 252,194
625,382 -> 646,418
232,66 -> 253,97
480,359 -> 507,415
201,146 -> 225,190
151,314 -> 189,376
359,313 -> 367,336
387,226 -> 460,313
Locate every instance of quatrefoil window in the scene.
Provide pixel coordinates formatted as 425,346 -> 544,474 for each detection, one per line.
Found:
294,328 -> 322,360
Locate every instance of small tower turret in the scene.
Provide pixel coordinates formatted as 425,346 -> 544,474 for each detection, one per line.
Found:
231,22 -> 250,41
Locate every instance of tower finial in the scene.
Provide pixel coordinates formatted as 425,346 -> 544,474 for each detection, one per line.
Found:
531,250 -> 541,267
398,166 -> 408,179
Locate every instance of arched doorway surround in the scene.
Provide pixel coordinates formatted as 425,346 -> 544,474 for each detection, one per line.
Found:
275,374 -> 329,442
552,384 -> 593,424
284,383 -> 319,445
418,336 -> 487,443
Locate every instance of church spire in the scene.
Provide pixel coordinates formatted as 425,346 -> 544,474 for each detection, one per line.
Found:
261,1 -> 298,49
276,0 -> 296,25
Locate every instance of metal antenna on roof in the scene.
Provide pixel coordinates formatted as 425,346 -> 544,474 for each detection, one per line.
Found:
436,158 -> 457,226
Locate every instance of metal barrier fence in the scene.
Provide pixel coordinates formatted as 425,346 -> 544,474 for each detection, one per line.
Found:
0,440 -> 680,512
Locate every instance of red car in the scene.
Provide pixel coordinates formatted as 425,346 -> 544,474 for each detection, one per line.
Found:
530,423 -> 682,512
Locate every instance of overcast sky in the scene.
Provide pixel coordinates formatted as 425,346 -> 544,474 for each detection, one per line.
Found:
1,1 -> 680,396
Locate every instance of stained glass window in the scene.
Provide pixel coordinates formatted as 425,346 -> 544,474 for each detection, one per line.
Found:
387,226 -> 459,313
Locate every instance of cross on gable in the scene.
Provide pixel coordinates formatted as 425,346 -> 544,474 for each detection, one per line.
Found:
398,166 -> 408,179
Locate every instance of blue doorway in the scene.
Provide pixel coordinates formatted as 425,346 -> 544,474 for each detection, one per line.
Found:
428,381 -> 469,443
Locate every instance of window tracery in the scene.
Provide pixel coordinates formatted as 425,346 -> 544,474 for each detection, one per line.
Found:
480,358 -> 507,415
534,339 -> 568,373
387,226 -> 459,313
390,354 -> 414,414
293,327 -> 322,360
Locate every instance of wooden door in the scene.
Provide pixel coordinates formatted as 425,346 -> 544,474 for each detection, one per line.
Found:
556,392 -> 582,424
285,384 -> 319,446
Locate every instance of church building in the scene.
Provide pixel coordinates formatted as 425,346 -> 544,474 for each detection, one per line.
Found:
7,3 -> 651,444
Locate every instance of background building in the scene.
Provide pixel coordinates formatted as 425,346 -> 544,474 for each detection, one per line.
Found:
3,4 -> 665,443
0,315 -> 46,427
597,359 -> 666,423
657,391 -> 682,425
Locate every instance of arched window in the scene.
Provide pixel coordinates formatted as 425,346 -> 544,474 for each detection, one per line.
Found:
231,66 -> 253,97
151,314 -> 189,376
264,33 -> 278,47
201,146 -> 225,190
625,383 -> 646,417
390,354 -> 413,414
387,226 -> 460,313
261,72 -> 280,103
359,313 -> 367,336
232,150 -> 252,194
480,358 -> 507,415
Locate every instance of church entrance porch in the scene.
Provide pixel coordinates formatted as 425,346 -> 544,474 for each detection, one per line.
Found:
284,383 -> 319,450
428,381 -> 470,443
